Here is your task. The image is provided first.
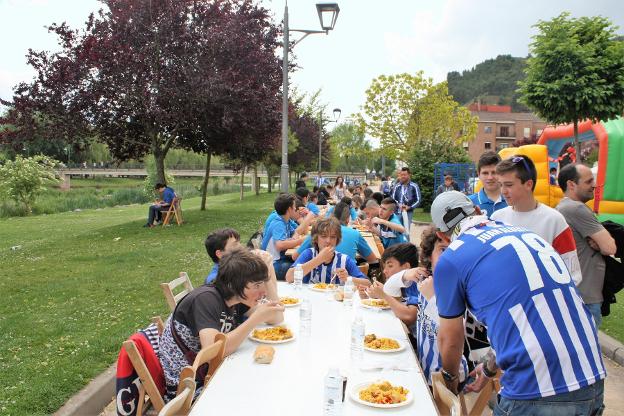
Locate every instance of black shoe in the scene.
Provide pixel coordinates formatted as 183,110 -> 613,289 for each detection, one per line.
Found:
143,223 -> 154,228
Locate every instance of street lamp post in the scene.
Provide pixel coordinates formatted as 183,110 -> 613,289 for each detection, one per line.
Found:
318,107 -> 341,172
280,2 -> 340,193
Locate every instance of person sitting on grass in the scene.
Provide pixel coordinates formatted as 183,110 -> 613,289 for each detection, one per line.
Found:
366,228 -> 468,386
144,182 -> 175,228
364,197 -> 407,247
286,217 -> 369,287
261,194 -> 308,280
159,249 -> 285,401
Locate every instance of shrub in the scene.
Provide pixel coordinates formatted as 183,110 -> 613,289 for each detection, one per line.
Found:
0,155 -> 60,213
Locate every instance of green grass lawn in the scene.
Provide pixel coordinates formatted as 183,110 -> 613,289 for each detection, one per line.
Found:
0,192 -> 274,415
1,191 -> 622,415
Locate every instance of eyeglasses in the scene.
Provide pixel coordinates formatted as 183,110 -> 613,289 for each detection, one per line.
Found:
511,156 -> 531,173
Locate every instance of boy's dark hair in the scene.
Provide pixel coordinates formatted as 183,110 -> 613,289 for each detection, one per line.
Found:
340,196 -> 352,206
558,163 -> 580,192
214,249 -> 268,300
333,201 -> 351,225
205,228 -> 241,263
419,225 -> 440,270
295,198 -> 305,209
308,192 -> 318,202
550,167 -> 557,173
313,186 -> 320,193
381,197 -> 397,210
347,186 -> 355,194
296,187 -> 310,199
496,155 -> 537,191
400,167 -> 411,174
274,194 -> 296,215
326,184 -> 334,190
477,151 -> 501,173
371,192 -> 384,205
351,195 -> 363,209
154,182 -> 166,189
363,188 -> 373,199
311,217 -> 342,250
381,243 -> 419,269
300,173 -> 308,179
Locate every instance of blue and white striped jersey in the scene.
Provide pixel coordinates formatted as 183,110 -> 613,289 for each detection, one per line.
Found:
290,248 -> 365,284
434,221 -> 605,400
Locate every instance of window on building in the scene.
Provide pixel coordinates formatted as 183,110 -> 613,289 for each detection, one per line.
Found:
485,142 -> 492,150
524,127 -> 530,137
462,141 -> 469,149
536,129 -> 543,138
484,126 -> 492,134
500,126 -> 510,137
497,143 -> 510,151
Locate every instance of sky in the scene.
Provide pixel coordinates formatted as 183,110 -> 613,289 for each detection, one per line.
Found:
1,0 -> 623,140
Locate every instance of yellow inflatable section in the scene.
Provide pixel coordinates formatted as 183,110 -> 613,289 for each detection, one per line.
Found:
474,144 -> 563,208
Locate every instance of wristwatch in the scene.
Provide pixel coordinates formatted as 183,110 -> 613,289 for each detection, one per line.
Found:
441,368 -> 458,383
483,363 -> 497,378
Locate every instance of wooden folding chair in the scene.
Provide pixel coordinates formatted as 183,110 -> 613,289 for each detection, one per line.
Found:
158,377 -> 195,416
151,316 -> 165,336
357,263 -> 370,277
122,340 -> 166,415
161,272 -> 194,311
161,197 -> 183,226
177,333 -> 227,394
431,372 -> 462,416
463,368 -> 501,416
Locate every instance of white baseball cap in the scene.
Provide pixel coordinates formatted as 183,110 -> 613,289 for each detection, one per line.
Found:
431,191 -> 476,232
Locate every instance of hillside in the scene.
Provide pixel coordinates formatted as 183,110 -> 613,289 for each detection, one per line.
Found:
447,55 -> 529,112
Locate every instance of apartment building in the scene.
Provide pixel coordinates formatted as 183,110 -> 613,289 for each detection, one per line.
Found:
464,104 -> 548,163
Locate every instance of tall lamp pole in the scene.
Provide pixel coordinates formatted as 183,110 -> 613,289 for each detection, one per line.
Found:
280,2 -> 340,193
318,107 -> 341,172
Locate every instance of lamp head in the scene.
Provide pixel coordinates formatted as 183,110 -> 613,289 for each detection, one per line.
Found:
316,3 -> 340,31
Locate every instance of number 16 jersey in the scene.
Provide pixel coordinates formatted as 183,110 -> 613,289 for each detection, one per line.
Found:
434,221 -> 605,400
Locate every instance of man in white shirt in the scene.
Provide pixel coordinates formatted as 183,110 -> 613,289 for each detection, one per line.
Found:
491,155 -> 582,285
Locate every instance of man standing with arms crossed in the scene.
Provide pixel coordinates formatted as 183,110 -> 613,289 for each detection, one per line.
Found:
390,167 -> 421,234
431,191 -> 606,415
557,163 -> 616,327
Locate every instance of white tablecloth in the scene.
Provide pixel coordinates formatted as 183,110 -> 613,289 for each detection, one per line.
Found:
189,282 -> 438,415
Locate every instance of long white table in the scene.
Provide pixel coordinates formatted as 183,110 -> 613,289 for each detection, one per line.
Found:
189,282 -> 438,415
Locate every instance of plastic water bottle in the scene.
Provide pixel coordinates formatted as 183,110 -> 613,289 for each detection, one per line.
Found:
300,296 -> 312,335
350,313 -> 365,364
343,276 -> 354,306
323,367 -> 343,415
293,264 -> 304,291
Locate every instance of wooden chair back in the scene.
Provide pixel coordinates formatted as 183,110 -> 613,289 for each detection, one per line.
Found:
431,372 -> 462,416
161,272 -> 194,311
465,368 -> 501,415
357,263 -> 370,277
122,340 -> 166,414
162,197 -> 183,226
177,333 -> 227,394
158,377 -> 195,416
151,316 -> 165,335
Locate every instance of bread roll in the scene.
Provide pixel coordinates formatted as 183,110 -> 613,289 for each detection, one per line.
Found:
254,345 -> 275,364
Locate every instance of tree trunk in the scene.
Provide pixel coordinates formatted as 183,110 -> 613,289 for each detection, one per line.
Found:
573,120 -> 580,161
154,148 -> 167,185
240,166 -> 245,201
254,165 -> 260,196
268,171 -> 272,193
289,171 -> 292,191
200,152 -> 211,211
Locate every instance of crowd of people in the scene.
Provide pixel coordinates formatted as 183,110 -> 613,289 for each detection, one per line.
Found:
140,150 -> 619,415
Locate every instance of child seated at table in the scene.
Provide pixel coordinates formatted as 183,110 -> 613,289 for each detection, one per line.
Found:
364,197 -> 407,248
159,249 -> 285,400
285,217 -> 369,286
367,228 -> 468,386
204,228 -> 241,284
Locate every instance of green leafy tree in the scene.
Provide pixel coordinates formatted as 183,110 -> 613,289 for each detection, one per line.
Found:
357,72 -> 477,161
0,155 -> 59,213
329,123 -> 372,172
519,13 -> 624,156
406,139 -> 471,212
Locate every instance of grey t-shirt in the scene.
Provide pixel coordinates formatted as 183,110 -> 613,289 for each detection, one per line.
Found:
557,198 -> 606,303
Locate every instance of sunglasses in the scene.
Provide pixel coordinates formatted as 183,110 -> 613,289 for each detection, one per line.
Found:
511,156 -> 531,173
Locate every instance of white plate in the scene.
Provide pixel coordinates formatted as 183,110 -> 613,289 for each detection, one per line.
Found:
308,285 -> 338,292
360,299 -> 391,310
363,339 -> 405,353
279,297 -> 301,307
350,381 -> 413,409
249,328 -> 296,344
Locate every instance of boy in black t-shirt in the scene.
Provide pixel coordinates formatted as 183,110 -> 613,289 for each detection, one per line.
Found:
159,249 -> 284,400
